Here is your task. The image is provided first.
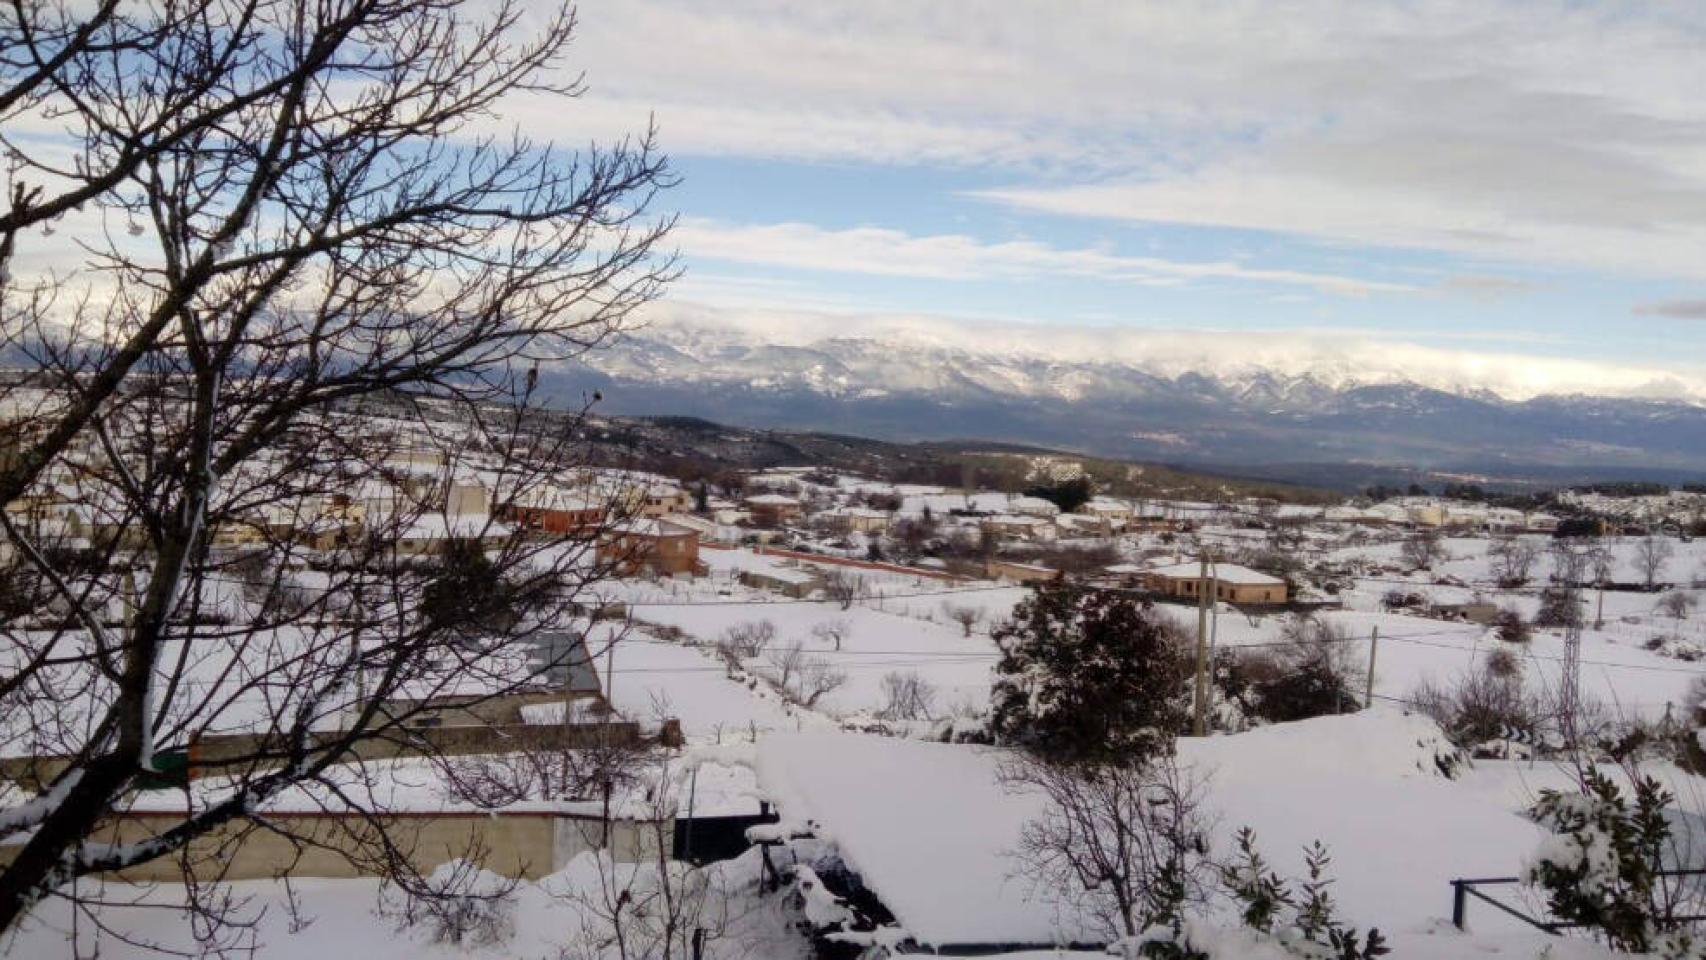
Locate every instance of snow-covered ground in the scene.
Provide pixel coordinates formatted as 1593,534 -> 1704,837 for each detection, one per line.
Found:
19,494 -> 1706,959
752,710 -> 1655,959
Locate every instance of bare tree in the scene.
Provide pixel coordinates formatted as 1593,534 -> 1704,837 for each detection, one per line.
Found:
1004,754 -> 1211,943
1658,591 -> 1696,622
1589,544 -> 1615,629
765,639 -> 846,709
944,603 -> 982,637
1550,539 -> 1593,586
809,618 -> 848,652
557,758 -> 734,960
715,619 -> 775,665
1487,535 -> 1540,587
0,0 -> 673,936
822,568 -> 866,611
877,670 -> 937,721
1399,529 -> 1444,571
1637,534 -> 1675,591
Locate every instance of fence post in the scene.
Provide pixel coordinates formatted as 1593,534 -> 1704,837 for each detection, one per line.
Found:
1365,626 -> 1379,708
1451,880 -> 1468,930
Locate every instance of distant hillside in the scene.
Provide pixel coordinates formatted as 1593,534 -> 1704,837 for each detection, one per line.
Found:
582,413 -> 1338,504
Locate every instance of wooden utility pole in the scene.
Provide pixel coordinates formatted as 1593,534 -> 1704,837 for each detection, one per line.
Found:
1193,552 -> 1211,735
1364,626 -> 1379,709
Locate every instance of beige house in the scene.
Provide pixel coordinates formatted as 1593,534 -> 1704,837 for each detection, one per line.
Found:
1143,561 -> 1288,605
980,514 -> 1057,542
986,559 -> 1062,584
1082,498 -> 1135,524
828,506 -> 892,534
639,484 -> 694,518
745,493 -> 803,528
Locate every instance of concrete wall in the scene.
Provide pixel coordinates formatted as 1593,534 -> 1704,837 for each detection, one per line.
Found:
189,721 -> 642,776
2,809 -> 668,884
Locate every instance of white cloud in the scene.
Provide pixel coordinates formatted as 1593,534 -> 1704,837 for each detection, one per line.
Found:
532,1 -> 1706,280
671,219 -> 1417,296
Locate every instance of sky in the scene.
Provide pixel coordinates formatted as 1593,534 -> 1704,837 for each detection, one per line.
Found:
488,0 -> 1706,400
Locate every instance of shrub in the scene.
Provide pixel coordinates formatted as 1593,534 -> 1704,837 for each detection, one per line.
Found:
1251,618 -> 1364,723
990,580 -> 1189,766
1526,769 -> 1706,957
390,860 -> 518,947
1142,829 -> 1389,960
1381,589 -> 1423,612
1483,647 -> 1522,680
1493,607 -> 1531,644
1410,665 -> 1537,756
1534,586 -> 1584,629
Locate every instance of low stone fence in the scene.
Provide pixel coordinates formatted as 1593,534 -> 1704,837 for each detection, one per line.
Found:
704,541 -> 969,583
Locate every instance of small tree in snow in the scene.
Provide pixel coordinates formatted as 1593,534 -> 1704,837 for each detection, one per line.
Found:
810,618 -> 849,652
1007,755 -> 1211,944
1488,535 -> 1541,587
716,619 -> 775,665
989,581 -> 1190,767
766,640 -> 847,708
1659,591 -> 1696,622
823,569 -> 867,611
1526,769 -> 1706,956
1399,529 -> 1445,571
1638,534 -> 1676,592
944,603 -> 983,637
877,670 -> 938,721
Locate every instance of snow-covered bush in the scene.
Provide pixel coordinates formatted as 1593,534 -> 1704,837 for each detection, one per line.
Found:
1215,619 -> 1363,727
1494,607 -> 1531,644
384,859 -> 518,947
1008,753 -> 1211,946
1380,589 -> 1423,612
1409,663 -> 1538,758
1535,586 -> 1585,628
989,580 -> 1189,766
1135,829 -> 1388,960
1526,768 -> 1706,957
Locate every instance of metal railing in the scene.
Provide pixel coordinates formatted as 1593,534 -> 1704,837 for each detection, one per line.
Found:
1451,872 -> 1706,934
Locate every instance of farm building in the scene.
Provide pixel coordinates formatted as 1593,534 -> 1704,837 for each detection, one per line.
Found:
596,519 -> 703,577
1143,561 -> 1288,604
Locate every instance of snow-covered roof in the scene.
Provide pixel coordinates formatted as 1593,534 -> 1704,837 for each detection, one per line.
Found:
741,565 -> 820,585
745,493 -> 801,506
757,733 -> 1097,948
828,506 -> 892,519
983,514 -> 1049,527
606,518 -> 697,538
1144,561 -> 1285,586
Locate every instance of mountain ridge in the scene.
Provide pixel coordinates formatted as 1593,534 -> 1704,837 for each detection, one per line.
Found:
542,321 -> 1706,485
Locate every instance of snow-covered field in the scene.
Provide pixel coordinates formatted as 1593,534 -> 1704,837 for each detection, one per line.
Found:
18,500 -> 1706,959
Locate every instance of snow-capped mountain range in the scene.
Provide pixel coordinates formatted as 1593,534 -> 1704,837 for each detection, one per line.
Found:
549,313 -> 1706,482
